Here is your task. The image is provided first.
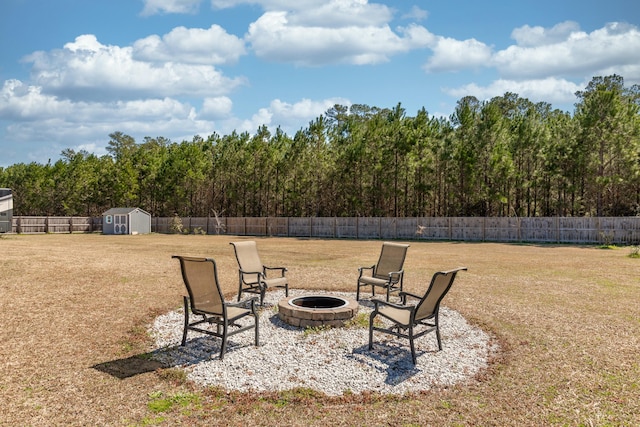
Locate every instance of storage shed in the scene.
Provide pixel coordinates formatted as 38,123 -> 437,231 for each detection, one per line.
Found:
102,207 -> 151,235
0,188 -> 13,233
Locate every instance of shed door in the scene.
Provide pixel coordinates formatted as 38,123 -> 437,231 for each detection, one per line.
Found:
114,214 -> 128,234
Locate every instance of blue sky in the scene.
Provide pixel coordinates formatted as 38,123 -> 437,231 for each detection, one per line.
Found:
1,0 -> 639,167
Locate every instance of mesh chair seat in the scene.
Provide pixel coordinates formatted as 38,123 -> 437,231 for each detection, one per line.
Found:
173,255 -> 259,360
230,241 -> 289,305
376,305 -> 412,327
369,267 -> 467,364
357,242 -> 409,301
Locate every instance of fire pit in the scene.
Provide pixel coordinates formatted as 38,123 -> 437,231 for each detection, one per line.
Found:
278,295 -> 359,328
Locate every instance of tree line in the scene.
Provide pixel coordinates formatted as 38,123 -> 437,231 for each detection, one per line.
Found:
1,75 -> 639,218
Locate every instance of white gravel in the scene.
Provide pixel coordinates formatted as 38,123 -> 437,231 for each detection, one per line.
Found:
149,289 -> 498,396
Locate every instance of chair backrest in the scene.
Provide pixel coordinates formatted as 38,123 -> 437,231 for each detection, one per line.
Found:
373,242 -> 409,279
230,241 -> 263,274
173,256 -> 224,316
414,267 -> 467,321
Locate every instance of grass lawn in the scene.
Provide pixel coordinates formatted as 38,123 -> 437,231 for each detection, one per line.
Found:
1,233 -> 638,426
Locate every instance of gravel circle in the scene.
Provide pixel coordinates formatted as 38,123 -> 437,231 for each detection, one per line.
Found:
150,289 -> 498,396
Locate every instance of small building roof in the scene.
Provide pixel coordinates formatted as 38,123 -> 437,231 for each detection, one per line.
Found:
103,207 -> 151,216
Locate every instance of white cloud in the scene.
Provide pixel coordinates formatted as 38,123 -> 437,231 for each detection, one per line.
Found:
285,0 -> 392,28
200,96 -> 233,119
493,22 -> 640,79
424,21 -> 640,109
595,64 -> 640,85
424,36 -> 493,72
511,21 -> 581,47
0,80 -> 74,120
1,79 -> 198,128
268,97 -> 350,125
401,6 -> 428,21
196,0 -> 431,66
141,0 -> 201,15
222,97 -> 350,134
444,77 -> 583,106
0,77 -> 218,154
23,35 -> 245,100
421,21 -> 640,85
133,25 -> 246,65
400,24 -> 437,48
246,11 -> 430,66
211,0 -> 325,10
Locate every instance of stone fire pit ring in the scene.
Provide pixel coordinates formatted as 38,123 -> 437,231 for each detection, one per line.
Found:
277,294 -> 359,328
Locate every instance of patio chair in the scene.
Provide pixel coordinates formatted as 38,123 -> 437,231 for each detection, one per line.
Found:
356,242 -> 409,301
172,255 -> 259,360
368,267 -> 467,364
230,240 -> 289,305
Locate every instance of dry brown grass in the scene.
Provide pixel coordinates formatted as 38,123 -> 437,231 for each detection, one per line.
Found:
1,233 -> 638,426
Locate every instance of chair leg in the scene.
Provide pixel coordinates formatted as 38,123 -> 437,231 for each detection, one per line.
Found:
408,325 -> 417,364
435,313 -> 442,350
254,313 -> 260,347
181,296 -> 189,346
368,311 -> 376,350
219,320 -> 229,360
356,282 -> 361,301
284,283 -> 289,297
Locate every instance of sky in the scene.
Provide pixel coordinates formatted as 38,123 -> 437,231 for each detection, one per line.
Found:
1,0 -> 639,167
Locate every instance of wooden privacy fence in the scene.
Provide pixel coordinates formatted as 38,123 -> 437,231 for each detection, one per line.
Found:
12,216 -> 98,234
9,216 -> 640,245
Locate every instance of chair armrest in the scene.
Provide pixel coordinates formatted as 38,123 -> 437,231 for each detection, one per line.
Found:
239,268 -> 266,277
371,298 -> 414,311
263,266 -> 287,276
227,297 -> 258,310
398,291 -> 422,304
358,265 -> 375,276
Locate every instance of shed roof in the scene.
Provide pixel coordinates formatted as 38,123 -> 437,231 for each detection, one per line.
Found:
103,207 -> 151,216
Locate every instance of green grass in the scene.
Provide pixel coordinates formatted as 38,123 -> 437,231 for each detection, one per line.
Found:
147,391 -> 201,413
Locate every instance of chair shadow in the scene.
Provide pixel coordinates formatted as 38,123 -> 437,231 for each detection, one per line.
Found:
92,354 -> 164,379
92,335 -> 247,379
347,342 -> 433,386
